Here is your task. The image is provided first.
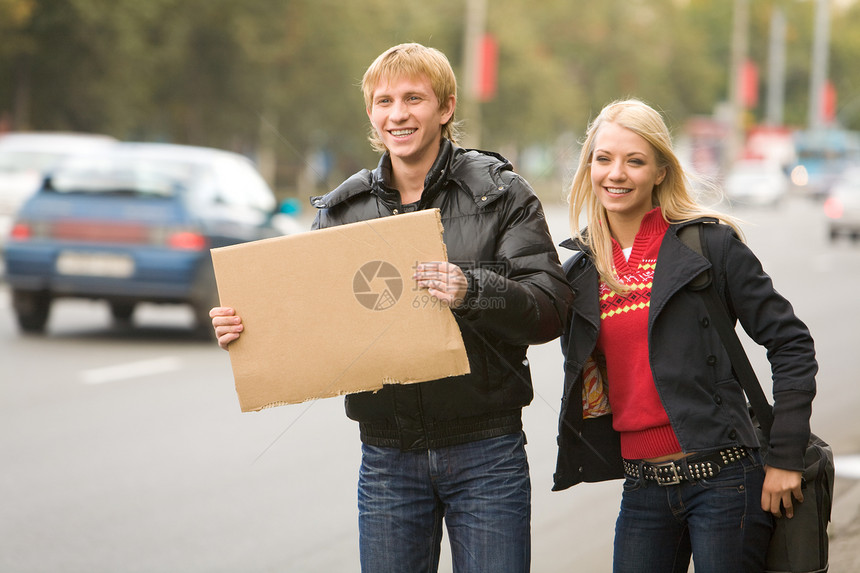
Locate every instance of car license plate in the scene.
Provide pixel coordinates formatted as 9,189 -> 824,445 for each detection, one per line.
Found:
56,251 -> 135,278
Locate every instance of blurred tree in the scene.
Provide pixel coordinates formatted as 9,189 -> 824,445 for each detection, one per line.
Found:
0,0 -> 36,130
746,0 -> 812,129
2,0 -> 859,197
11,0 -> 168,134
665,0 -> 733,119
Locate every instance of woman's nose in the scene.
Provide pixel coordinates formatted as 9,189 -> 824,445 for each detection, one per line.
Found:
609,161 -> 626,180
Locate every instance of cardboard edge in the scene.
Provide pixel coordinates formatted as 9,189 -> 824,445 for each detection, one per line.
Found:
217,207 -> 471,412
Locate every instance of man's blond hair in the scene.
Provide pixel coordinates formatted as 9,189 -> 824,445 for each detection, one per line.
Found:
362,43 -> 460,153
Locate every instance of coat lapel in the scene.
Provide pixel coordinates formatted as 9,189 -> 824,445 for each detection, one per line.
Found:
649,223 -> 713,325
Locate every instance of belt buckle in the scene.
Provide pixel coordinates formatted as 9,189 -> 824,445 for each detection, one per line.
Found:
654,461 -> 681,486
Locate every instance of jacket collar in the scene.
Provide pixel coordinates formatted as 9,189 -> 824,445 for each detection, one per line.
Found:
559,217 -> 713,255
309,168 -> 372,210
648,218 -> 717,326
561,217 -> 718,330
560,236 -> 586,251
370,138 -> 455,207
447,144 -> 514,206
651,218 -> 714,282
310,138 -> 515,210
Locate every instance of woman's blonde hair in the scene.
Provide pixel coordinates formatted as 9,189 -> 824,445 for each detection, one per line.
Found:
567,99 -> 743,293
362,43 -> 461,153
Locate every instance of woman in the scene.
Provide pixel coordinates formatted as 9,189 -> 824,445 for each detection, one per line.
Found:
553,99 -> 817,572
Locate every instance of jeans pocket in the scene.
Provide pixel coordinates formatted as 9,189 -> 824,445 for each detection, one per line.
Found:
695,462 -> 748,499
622,476 -> 644,493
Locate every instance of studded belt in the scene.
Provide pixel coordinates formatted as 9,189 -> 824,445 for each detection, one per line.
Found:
622,446 -> 748,486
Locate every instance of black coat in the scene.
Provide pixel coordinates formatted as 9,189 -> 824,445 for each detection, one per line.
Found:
553,219 -> 817,491
311,139 -> 573,451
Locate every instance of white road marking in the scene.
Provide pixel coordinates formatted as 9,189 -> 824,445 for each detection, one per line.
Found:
80,356 -> 182,385
835,455 -> 860,479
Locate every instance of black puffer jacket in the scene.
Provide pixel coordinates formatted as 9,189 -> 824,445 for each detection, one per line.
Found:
311,139 -> 573,451
552,219 -> 817,491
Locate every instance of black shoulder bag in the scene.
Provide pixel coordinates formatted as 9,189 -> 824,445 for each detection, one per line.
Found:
679,223 -> 834,573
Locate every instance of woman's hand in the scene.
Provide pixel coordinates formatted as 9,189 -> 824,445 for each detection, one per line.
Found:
762,465 -> 804,518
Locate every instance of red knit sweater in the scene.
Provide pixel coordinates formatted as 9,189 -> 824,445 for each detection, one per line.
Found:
597,208 -> 682,460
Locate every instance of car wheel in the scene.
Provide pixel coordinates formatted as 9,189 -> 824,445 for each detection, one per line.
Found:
110,302 -> 136,324
12,290 -> 52,333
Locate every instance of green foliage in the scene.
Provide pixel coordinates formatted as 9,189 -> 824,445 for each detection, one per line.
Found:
2,0 -> 859,197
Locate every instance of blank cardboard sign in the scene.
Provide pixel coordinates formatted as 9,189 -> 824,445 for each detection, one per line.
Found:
211,208 -> 470,411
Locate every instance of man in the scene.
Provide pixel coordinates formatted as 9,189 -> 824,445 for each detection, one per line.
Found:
211,43 -> 572,573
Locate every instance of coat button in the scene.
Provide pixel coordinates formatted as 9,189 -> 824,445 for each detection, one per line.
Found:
714,394 -> 722,405
729,430 -> 737,440
701,317 -> 710,327
481,195 -> 488,201
706,355 -> 717,366
392,209 -> 399,214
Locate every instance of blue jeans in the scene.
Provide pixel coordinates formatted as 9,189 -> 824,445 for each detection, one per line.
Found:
357,432 -> 531,573
613,451 -> 774,573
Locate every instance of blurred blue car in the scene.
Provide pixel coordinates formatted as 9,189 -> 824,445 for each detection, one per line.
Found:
0,132 -> 118,249
4,142 -> 284,334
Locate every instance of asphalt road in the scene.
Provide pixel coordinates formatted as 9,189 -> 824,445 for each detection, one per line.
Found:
1,196 -> 858,572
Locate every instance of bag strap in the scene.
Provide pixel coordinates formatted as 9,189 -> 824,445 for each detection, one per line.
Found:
677,223 -> 775,437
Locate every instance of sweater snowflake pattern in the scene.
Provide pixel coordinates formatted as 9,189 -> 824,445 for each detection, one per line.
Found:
597,207 -> 683,460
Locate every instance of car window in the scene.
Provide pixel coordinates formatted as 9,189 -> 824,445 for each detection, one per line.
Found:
212,156 -> 275,212
0,151 -> 71,173
50,156 -> 195,198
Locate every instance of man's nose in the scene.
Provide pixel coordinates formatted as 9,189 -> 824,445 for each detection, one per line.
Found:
390,100 -> 409,120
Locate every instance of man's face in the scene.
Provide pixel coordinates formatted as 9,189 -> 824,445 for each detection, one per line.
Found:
366,74 -> 455,167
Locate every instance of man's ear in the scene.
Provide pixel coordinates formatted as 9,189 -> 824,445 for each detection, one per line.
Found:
440,95 -> 456,124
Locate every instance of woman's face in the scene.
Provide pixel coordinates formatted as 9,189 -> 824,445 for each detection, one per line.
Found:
590,121 -> 666,223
